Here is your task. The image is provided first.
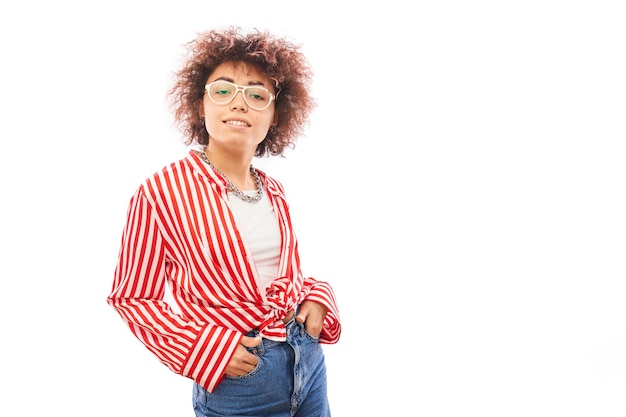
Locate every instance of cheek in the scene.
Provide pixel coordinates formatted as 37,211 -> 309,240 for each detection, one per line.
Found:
261,109 -> 277,126
257,119 -> 274,135
204,119 -> 220,134
200,96 -> 211,116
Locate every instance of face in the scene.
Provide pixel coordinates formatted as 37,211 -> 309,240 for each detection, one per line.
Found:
200,62 -> 277,155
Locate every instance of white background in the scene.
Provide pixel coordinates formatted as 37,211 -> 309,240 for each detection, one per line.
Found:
1,1 -> 625,416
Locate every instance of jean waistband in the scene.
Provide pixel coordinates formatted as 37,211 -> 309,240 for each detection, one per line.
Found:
245,316 -> 301,350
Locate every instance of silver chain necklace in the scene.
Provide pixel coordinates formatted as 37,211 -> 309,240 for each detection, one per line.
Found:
196,150 -> 263,203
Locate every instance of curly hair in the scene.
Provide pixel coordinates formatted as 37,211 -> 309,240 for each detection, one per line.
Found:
168,27 -> 316,157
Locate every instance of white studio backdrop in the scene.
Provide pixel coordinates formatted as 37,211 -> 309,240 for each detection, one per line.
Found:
1,1 -> 625,416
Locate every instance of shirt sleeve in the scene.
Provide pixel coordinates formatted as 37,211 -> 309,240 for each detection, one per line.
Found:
107,187 -> 241,392
302,277 -> 341,343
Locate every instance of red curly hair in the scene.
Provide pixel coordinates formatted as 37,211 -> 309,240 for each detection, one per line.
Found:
168,27 -> 316,157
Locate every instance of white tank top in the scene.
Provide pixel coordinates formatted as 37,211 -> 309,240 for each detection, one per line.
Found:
228,190 -> 281,302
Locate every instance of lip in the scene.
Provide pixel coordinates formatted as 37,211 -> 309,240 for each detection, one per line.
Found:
223,118 -> 251,128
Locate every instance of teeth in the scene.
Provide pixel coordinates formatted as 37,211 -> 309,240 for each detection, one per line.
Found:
226,120 -> 249,127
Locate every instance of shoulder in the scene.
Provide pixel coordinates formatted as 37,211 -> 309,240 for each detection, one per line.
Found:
138,151 -> 201,197
256,168 -> 286,196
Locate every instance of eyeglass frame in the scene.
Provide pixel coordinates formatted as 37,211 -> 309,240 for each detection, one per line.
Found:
204,81 -> 276,111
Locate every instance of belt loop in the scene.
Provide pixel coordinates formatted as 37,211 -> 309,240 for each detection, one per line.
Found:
255,336 -> 266,356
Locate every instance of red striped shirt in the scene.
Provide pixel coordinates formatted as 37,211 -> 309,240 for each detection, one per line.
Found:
107,151 -> 341,392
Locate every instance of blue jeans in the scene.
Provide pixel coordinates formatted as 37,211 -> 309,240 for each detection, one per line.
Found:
192,319 -> 331,417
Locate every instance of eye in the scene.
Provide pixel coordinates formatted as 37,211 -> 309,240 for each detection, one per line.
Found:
210,82 -> 235,96
246,88 -> 268,101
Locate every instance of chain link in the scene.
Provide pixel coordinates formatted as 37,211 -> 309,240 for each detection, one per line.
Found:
196,150 -> 263,203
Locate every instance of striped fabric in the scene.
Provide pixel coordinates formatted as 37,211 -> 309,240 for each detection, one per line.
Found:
107,151 -> 341,393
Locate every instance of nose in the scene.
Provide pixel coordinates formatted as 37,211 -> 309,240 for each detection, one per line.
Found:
230,89 -> 248,111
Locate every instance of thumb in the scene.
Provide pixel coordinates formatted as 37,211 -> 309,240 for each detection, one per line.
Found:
295,313 -> 306,324
240,335 -> 262,348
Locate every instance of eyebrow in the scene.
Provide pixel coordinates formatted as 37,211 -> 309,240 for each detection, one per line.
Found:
213,77 -> 266,87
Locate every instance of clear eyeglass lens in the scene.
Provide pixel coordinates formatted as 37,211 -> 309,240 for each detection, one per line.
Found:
207,81 -> 272,110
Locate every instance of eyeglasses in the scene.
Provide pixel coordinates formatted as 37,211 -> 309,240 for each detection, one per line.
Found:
205,81 -> 276,111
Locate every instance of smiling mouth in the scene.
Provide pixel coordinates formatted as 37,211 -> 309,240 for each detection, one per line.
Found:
225,120 -> 250,127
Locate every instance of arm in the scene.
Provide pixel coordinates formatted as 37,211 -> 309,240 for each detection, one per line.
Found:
300,277 -> 341,343
107,188 -> 242,392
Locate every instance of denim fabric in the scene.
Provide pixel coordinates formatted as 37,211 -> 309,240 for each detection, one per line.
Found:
192,319 -> 330,417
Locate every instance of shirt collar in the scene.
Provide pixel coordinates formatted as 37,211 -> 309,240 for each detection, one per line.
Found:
187,150 -> 286,200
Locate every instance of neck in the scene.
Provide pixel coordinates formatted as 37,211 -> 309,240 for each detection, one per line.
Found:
203,149 -> 256,191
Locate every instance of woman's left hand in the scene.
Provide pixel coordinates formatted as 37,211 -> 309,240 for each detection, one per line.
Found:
295,300 -> 328,338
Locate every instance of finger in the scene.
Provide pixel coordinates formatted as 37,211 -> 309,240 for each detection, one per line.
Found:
305,320 -> 323,338
240,335 -> 262,347
295,305 -> 308,324
235,344 -> 259,365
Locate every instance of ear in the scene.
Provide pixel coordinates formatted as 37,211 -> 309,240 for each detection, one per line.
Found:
271,112 -> 278,126
198,101 -> 205,118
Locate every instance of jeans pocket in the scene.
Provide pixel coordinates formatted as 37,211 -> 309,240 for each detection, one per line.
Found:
297,322 -> 321,342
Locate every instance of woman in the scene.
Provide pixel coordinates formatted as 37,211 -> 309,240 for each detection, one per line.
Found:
107,27 -> 341,416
